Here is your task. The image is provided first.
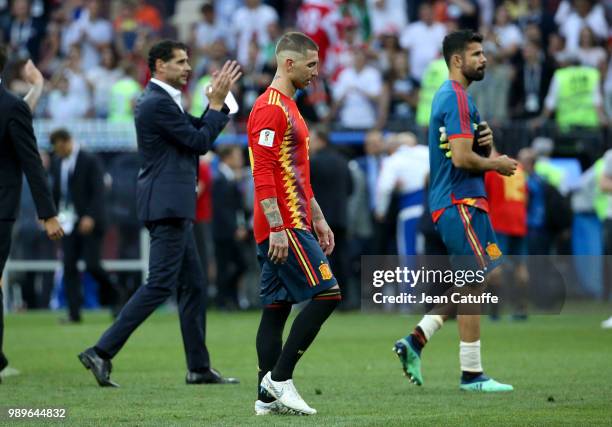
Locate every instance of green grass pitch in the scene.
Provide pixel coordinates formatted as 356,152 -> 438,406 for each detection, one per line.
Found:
2,303 -> 611,426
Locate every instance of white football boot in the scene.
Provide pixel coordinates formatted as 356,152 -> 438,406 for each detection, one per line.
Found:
260,372 -> 317,415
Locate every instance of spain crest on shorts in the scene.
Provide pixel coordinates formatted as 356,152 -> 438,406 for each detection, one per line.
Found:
318,262 -> 332,280
486,243 -> 502,260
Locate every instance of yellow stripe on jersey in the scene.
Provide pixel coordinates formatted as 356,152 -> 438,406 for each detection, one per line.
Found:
248,146 -> 254,170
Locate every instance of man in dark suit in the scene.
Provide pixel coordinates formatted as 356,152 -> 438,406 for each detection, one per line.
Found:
0,0 -> 46,62
309,126 -> 354,307
212,144 -> 247,310
49,128 -> 118,323
510,39 -> 554,120
79,40 -> 241,387
0,46 -> 63,382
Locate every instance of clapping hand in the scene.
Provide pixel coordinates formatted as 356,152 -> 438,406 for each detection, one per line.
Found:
23,60 -> 44,87
206,60 -> 242,111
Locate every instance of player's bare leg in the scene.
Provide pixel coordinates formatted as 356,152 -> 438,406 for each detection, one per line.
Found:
457,299 -> 512,392
393,314 -> 447,385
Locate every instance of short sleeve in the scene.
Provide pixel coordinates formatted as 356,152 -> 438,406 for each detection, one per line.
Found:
249,104 -> 287,139
441,86 -> 474,141
249,103 -> 288,200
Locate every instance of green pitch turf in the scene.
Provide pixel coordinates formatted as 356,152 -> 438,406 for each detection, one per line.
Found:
2,304 -> 611,426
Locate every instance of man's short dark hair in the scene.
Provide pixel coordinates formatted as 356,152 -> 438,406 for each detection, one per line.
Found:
275,32 -> 319,57
0,44 -> 7,74
50,128 -> 72,145
148,40 -> 188,74
217,144 -> 241,161
442,30 -> 483,66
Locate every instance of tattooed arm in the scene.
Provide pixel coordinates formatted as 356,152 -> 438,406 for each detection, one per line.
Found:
261,197 -> 288,263
261,198 -> 284,227
311,197 -> 335,255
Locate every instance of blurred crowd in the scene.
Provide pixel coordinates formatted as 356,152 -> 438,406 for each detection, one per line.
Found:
0,0 -> 610,131
2,0 -> 612,313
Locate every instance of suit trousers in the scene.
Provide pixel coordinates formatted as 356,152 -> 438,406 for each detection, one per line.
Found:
214,237 -> 246,308
62,230 -> 117,321
96,218 -> 210,371
0,220 -> 14,355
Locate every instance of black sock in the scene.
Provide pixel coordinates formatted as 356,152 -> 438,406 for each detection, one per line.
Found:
410,326 -> 427,352
93,346 -> 112,360
256,303 -> 292,402
271,289 -> 341,382
461,371 -> 483,382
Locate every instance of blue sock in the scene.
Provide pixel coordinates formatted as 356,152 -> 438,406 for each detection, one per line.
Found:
461,372 -> 487,383
406,335 -> 422,356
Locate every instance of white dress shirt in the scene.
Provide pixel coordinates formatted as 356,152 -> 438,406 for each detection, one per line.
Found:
150,78 -> 184,113
58,143 -> 80,234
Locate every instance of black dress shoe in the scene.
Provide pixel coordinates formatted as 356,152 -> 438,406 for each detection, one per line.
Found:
185,368 -> 240,385
78,348 -> 119,387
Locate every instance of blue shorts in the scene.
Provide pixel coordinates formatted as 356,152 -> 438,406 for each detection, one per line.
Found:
496,233 -> 527,263
257,228 -> 338,305
435,204 -> 503,273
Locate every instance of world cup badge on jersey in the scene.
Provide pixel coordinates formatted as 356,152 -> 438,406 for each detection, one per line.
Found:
258,129 -> 275,147
318,262 -> 332,280
486,243 -> 502,260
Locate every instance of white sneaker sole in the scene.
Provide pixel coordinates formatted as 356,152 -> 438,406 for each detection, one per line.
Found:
260,373 -> 317,415
255,401 -> 307,416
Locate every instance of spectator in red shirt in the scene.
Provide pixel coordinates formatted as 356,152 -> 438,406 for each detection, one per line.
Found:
485,149 -> 529,319
194,154 -> 214,310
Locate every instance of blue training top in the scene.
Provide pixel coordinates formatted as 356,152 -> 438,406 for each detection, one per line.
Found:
428,79 -> 487,213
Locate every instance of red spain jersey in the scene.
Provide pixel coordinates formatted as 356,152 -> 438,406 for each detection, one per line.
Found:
484,166 -> 528,237
248,87 -> 314,243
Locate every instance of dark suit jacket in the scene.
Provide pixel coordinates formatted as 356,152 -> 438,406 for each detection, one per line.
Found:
135,82 -> 229,221
211,166 -> 245,241
0,84 -> 56,221
1,17 -> 46,62
50,149 -> 107,231
510,58 -> 554,119
310,146 -> 353,229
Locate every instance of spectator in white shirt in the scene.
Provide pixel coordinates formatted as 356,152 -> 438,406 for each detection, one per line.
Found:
62,0 -> 113,70
231,0 -> 278,66
331,48 -> 383,130
367,0 -> 408,38
47,74 -> 88,121
492,4 -> 523,60
573,26 -> 607,75
63,45 -> 90,105
375,132 -> 429,256
555,0 -> 608,51
85,45 -> 122,118
191,1 -> 228,58
399,3 -> 447,81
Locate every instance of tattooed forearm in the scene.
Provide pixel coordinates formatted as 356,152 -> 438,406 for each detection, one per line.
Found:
310,198 -> 325,222
261,198 -> 283,227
